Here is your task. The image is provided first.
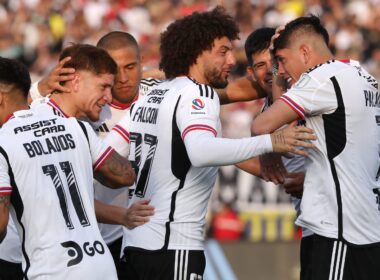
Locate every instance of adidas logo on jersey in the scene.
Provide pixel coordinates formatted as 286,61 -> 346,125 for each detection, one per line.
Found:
96,123 -> 110,133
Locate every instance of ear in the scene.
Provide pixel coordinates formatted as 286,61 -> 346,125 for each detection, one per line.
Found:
71,74 -> 80,92
299,44 -> 311,64
246,66 -> 255,80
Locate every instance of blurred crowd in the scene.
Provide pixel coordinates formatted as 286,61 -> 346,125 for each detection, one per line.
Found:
0,0 -> 380,81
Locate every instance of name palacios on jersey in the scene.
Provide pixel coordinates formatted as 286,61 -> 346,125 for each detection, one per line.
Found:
13,117 -> 76,158
132,89 -> 168,124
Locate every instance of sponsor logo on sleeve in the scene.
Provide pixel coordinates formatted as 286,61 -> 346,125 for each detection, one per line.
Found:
191,98 -> 207,115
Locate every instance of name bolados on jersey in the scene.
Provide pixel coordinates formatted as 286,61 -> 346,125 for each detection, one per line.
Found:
0,110 -> 117,279
123,76 -> 221,251
280,60 -> 380,245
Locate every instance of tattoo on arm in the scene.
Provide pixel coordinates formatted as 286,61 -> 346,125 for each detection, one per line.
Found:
104,152 -> 134,178
0,194 -> 10,209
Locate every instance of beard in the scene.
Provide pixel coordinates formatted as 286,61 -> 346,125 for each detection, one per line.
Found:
204,67 -> 228,89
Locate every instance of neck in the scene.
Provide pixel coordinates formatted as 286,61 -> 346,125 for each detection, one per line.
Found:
188,65 -> 207,85
0,102 -> 29,126
49,94 -> 77,117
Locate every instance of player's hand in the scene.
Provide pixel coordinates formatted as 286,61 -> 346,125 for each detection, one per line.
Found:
282,171 -> 305,198
270,121 -> 316,156
269,25 -> 285,54
38,56 -> 75,95
124,199 -> 155,229
259,153 -> 286,184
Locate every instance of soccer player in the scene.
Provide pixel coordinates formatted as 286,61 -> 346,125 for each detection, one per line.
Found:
252,16 -> 380,280
29,36 -> 157,279
117,7 -> 316,279
0,57 -> 135,279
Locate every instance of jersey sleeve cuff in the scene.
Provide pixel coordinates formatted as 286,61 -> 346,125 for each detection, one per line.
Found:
93,147 -> 114,171
112,125 -> 130,143
279,95 -> 306,119
0,186 -> 12,195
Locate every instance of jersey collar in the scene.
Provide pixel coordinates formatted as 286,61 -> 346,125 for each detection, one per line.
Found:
3,113 -> 15,125
110,95 -> 139,110
47,98 -> 70,118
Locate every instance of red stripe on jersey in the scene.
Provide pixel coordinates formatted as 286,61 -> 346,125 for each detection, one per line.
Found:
280,95 -> 306,119
0,186 -> 12,195
112,125 -> 130,143
47,99 -> 69,118
182,124 -> 217,139
3,114 -> 15,125
110,95 -> 138,110
93,147 -> 114,171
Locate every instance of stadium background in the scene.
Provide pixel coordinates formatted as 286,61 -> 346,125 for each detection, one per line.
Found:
1,0 -> 379,279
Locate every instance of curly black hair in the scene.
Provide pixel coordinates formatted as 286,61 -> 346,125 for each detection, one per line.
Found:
245,28 -> 275,66
0,57 -> 31,98
273,15 -> 329,54
159,6 -> 239,79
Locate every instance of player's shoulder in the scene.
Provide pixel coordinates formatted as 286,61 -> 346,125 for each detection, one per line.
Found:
176,77 -> 218,101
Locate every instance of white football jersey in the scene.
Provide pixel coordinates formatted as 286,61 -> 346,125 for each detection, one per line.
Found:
0,109 -> 117,279
280,60 -> 380,245
90,78 -> 161,244
123,76 -> 221,251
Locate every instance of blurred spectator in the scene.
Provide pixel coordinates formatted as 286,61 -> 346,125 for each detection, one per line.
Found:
210,202 -> 245,241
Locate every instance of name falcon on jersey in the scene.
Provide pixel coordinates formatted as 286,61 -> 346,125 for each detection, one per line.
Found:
132,89 -> 169,124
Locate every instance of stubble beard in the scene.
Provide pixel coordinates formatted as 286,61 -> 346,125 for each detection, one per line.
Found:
204,67 -> 228,89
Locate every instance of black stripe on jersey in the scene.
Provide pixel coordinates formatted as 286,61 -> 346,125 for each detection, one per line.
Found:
162,96 -> 191,250
306,59 -> 335,74
188,77 -> 215,100
323,76 -> 346,240
52,108 -> 64,118
198,84 -> 203,97
140,78 -> 161,87
77,121 -> 89,146
0,147 -> 30,279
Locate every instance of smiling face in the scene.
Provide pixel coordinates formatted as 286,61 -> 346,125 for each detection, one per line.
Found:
106,46 -> 142,104
198,37 -> 236,89
275,42 -> 309,82
75,70 -> 114,121
248,49 -> 273,94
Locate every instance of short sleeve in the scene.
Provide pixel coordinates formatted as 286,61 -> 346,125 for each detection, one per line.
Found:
0,152 -> 12,195
81,122 -> 115,171
280,73 -> 338,118
104,114 -> 130,157
176,84 -> 220,140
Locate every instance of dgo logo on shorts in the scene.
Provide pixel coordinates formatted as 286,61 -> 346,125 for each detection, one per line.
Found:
192,99 -> 205,110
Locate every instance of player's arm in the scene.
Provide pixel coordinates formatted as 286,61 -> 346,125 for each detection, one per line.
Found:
0,194 -> 10,242
94,151 -> 136,188
216,75 -> 267,105
252,98 -> 300,135
28,57 -> 75,103
94,199 -> 154,229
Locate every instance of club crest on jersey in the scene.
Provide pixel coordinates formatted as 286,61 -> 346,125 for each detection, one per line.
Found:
192,98 -> 205,110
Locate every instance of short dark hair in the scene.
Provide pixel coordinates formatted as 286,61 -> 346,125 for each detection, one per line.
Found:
0,57 -> 31,98
59,44 -> 117,75
97,31 -> 140,54
273,15 -> 329,53
245,28 -> 275,66
159,6 -> 239,79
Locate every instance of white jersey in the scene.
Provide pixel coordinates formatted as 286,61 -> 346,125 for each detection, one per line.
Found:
280,59 -> 380,245
0,215 -> 22,263
90,78 -> 161,244
0,110 -> 117,279
124,77 -> 222,251
112,77 -> 272,252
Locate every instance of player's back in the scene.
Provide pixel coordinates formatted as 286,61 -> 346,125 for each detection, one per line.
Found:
0,110 -> 117,279
286,60 -> 380,245
125,77 -> 220,251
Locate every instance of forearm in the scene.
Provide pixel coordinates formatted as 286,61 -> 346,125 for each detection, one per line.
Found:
96,151 -> 136,188
0,194 -> 10,242
184,130 -> 272,167
94,199 -> 126,225
236,157 -> 261,177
